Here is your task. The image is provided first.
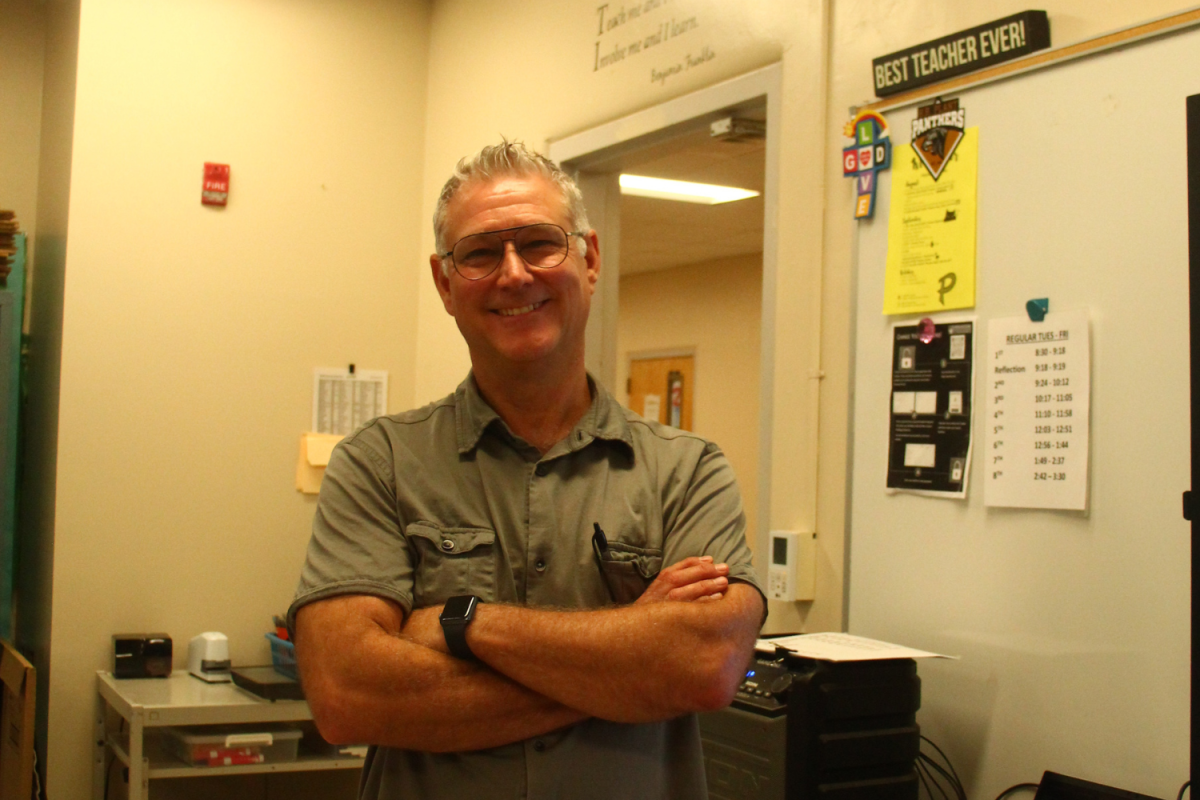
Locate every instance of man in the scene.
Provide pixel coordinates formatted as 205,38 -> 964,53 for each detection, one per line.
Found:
290,141 -> 765,799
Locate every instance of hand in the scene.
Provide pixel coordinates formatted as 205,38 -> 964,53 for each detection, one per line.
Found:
400,606 -> 451,654
636,556 -> 729,605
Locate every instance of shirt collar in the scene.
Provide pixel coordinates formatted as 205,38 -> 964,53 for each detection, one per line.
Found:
454,372 -> 634,455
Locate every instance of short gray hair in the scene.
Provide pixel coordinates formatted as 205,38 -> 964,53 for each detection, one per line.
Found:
433,139 -> 590,274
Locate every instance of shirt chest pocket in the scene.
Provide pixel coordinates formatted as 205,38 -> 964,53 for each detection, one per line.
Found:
407,522 -> 498,606
598,541 -> 663,605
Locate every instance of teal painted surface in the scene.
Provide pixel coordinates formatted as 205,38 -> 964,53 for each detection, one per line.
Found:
1,233 -> 26,641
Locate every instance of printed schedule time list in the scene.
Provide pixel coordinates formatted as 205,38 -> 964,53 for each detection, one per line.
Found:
984,311 -> 1090,510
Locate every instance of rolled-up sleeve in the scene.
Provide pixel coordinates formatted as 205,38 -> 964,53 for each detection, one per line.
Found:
661,440 -> 765,603
287,431 -> 415,637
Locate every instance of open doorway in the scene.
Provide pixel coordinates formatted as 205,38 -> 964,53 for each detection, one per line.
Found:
616,126 -> 764,539
549,66 -> 778,557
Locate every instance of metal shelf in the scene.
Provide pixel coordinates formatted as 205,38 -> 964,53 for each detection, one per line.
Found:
97,670 -> 314,727
95,670 -> 363,799
105,731 -> 364,778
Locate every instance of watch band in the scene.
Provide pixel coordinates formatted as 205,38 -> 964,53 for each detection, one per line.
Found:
440,595 -> 479,660
443,619 -> 475,660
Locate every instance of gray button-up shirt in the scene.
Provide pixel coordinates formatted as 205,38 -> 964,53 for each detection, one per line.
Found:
290,374 -> 762,799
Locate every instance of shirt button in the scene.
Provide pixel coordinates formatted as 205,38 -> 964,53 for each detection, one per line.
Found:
533,740 -> 546,752
440,540 -> 454,552
535,559 -> 546,572
535,464 -> 548,476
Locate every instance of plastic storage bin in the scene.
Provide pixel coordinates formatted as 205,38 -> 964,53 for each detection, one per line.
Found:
162,723 -> 302,767
265,632 -> 297,680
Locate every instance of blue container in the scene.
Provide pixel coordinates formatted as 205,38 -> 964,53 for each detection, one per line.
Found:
265,633 -> 297,680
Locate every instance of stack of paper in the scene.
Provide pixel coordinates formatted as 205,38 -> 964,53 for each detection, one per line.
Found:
0,211 -> 18,286
755,632 -> 954,662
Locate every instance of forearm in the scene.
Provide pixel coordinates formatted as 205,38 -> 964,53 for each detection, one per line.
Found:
295,597 -> 587,752
465,584 -> 762,723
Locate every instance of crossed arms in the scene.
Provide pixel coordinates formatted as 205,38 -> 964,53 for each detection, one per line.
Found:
294,556 -> 764,753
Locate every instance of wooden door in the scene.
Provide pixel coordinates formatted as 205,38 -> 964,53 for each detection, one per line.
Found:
628,355 -> 694,431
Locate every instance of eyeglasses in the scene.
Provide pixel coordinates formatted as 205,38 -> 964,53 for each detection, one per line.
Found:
442,223 -> 586,281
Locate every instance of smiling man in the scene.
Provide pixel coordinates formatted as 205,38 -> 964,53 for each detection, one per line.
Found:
289,141 -> 765,800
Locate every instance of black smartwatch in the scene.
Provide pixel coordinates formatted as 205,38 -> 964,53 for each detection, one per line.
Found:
439,595 -> 479,660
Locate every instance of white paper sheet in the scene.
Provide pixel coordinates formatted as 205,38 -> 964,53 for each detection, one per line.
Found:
642,394 -> 661,422
312,368 -> 388,435
755,632 -> 953,661
984,310 -> 1090,510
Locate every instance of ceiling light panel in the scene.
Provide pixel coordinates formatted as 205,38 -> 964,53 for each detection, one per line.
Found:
618,174 -> 760,205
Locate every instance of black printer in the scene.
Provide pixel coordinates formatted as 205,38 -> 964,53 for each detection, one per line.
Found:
699,647 -> 922,800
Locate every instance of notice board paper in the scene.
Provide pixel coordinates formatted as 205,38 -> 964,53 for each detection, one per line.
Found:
296,432 -> 346,495
883,128 -> 978,315
303,432 -> 344,467
984,310 -> 1091,510
887,318 -> 975,498
642,394 -> 661,422
756,633 -> 953,661
312,368 -> 388,436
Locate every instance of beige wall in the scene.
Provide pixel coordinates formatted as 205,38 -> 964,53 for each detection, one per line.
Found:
618,254 -> 762,543
35,1 -> 430,797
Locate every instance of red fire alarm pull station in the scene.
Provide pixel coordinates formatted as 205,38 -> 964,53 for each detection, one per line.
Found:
201,162 -> 230,206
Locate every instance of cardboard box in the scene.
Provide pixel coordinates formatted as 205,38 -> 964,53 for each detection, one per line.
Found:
0,640 -> 34,800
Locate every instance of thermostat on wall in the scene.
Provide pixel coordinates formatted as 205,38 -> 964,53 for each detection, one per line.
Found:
767,530 -> 816,602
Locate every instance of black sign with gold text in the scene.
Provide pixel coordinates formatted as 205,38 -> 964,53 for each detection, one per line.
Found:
872,11 -> 1050,97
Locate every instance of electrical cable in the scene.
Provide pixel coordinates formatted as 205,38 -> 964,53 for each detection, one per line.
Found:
916,763 -> 934,800
916,756 -> 937,800
917,736 -> 966,800
32,748 -> 44,800
1177,780 -> 1190,800
921,758 -> 950,800
994,782 -> 1041,800
920,752 -> 967,800
102,717 -> 128,800
922,735 -> 967,796
918,754 -> 955,800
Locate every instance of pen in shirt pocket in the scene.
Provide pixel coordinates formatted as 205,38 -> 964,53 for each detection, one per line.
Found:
592,522 -> 619,601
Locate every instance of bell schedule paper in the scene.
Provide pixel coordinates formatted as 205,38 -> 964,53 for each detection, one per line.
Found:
984,310 -> 1090,510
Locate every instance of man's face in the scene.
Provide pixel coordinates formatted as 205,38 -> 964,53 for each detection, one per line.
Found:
431,174 -> 600,375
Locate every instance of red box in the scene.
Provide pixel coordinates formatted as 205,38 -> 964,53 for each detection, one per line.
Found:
202,163 -> 230,206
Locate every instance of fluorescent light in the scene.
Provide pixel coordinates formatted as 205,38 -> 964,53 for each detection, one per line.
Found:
618,174 -> 760,205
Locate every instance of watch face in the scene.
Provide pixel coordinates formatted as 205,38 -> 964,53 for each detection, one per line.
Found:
441,595 -> 477,621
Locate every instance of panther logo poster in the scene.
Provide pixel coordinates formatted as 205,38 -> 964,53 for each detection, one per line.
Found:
911,98 -> 965,181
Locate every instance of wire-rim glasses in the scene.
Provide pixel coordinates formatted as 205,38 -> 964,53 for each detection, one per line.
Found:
442,223 -> 586,281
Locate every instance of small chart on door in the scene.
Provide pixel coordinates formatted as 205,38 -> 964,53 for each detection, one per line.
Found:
984,309 -> 1090,510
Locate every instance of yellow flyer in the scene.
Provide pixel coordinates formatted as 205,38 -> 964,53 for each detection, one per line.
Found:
883,126 -> 978,315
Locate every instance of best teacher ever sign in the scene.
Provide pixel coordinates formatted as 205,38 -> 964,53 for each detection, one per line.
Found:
872,11 -> 1050,97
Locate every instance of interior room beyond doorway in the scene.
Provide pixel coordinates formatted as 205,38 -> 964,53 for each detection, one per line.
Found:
613,122 -> 766,542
